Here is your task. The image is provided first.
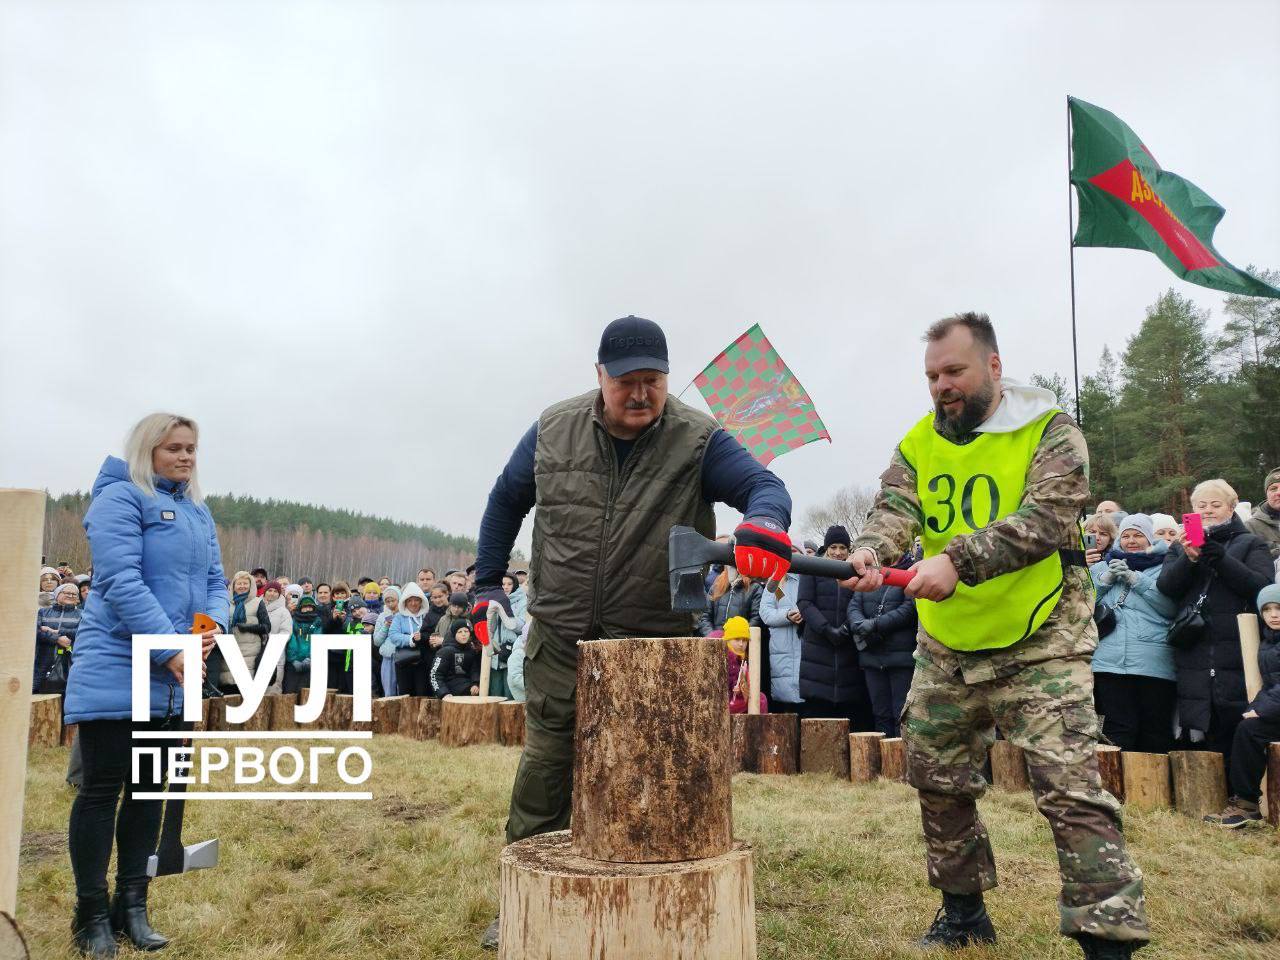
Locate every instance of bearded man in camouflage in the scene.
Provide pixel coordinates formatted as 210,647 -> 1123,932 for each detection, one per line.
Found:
845,313 -> 1148,959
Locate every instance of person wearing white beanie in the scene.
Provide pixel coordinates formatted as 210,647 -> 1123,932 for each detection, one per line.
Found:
1149,513 -> 1178,544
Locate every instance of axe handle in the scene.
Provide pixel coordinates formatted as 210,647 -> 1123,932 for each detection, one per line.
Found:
708,540 -> 914,587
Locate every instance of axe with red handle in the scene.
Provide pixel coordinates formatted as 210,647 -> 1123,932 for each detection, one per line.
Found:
668,525 -> 913,612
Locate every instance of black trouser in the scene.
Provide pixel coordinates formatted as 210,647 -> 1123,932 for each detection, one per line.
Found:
395,656 -> 433,697
864,665 -> 913,738
1229,713 -> 1280,803
1093,672 -> 1177,753
69,715 -> 187,899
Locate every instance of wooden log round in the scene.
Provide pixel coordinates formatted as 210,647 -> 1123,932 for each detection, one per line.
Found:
733,713 -> 799,775
269,693 -> 297,731
417,697 -> 441,740
989,740 -> 1030,792
1096,744 -> 1124,802
208,696 -> 242,733
372,696 -> 408,735
1266,742 -> 1280,827
800,718 -> 850,778
440,695 -> 503,747
848,732 -> 884,784
27,695 -> 61,748
1169,750 -> 1227,819
573,637 -> 731,863
322,692 -> 353,732
397,697 -> 425,738
238,693 -> 272,733
1121,752 -> 1171,811
61,722 -> 78,748
498,831 -> 756,960
498,700 -> 525,746
880,738 -> 907,782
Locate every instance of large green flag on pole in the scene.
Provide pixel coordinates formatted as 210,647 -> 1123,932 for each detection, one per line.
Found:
1069,96 -> 1279,299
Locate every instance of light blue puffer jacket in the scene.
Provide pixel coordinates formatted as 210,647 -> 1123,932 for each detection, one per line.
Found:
759,572 -> 803,705
1090,540 -> 1177,682
63,456 -> 230,723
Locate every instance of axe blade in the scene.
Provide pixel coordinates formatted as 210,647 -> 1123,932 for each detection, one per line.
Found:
669,525 -> 734,612
147,838 -> 219,878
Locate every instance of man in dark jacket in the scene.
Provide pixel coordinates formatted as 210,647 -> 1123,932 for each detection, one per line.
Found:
797,525 -> 872,729
847,549 -> 918,737
1244,467 -> 1280,560
474,316 -> 793,949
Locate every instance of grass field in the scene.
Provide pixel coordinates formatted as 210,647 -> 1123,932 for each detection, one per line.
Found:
15,737 -> 1280,959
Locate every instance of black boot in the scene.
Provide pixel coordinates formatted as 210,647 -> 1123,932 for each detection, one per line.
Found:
1074,933 -> 1143,959
109,880 -> 170,950
918,892 -> 997,949
72,894 -> 118,958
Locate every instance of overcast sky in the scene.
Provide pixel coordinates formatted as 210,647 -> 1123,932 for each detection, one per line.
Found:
2,0 -> 1278,552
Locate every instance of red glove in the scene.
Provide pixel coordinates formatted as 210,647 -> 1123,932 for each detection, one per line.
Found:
733,517 -> 792,583
470,602 -> 491,647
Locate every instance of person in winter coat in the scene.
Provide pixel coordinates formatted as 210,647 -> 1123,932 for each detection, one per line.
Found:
1205,584 -> 1280,827
1089,514 -> 1177,753
260,581 -> 293,691
798,525 -> 872,729
1084,512 -> 1119,564
284,596 -> 323,695
507,616 -> 531,703
1157,479 -> 1274,758
360,581 -> 384,617
723,616 -> 767,714
481,594 -> 525,699
216,571 -> 273,694
1244,467 -> 1280,561
427,591 -> 470,693
696,567 -> 762,636
384,583 -> 428,697
847,549 -> 918,737
502,571 -> 528,621
759,566 -> 803,712
35,581 -> 82,693
39,566 -> 61,609
62,413 -> 229,957
431,620 -> 481,697
1150,514 -> 1179,546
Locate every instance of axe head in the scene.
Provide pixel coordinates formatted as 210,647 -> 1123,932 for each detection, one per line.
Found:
147,838 -> 219,878
669,525 -> 733,613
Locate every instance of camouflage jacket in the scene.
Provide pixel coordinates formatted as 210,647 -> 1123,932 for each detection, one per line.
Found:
854,411 -> 1096,682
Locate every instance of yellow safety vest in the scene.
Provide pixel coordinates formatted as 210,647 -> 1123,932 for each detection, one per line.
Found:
899,408 -> 1066,652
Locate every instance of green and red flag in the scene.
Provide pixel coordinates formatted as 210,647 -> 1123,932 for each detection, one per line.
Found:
693,324 -> 830,466
1069,96 -> 1279,299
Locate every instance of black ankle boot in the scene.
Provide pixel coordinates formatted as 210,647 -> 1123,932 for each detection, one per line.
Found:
1075,933 -> 1142,959
919,892 -> 997,949
72,894 -> 118,958
109,880 -> 170,950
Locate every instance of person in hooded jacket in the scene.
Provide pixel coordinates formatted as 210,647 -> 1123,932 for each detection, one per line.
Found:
798,525 -> 872,729
1089,514 -> 1177,753
1157,479 -> 1274,759
1244,467 -> 1280,561
759,555 -> 803,713
62,413 -> 229,958
260,581 -> 292,691
384,583 -> 428,697
35,581 -> 82,693
847,548 -> 918,737
284,595 -> 322,695
428,591 -> 470,693
696,566 -> 762,636
432,620 -> 481,697
215,571 -> 272,695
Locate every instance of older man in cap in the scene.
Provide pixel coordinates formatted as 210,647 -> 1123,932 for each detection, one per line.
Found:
473,314 -> 794,949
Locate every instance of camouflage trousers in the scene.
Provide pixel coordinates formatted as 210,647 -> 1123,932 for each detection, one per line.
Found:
902,641 -> 1149,943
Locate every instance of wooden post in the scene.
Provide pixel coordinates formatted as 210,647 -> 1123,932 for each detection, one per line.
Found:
0,488 -> 46,919
270,692 -> 297,731
848,732 -> 884,783
573,637 -> 731,862
1121,752 -> 1171,811
397,696 -> 425,738
439,695 -> 503,746
747,626 -> 762,716
498,832 -> 756,960
800,718 -> 850,778
1096,744 -> 1124,802
733,713 -> 799,775
479,645 -> 492,698
498,700 -> 526,746
1267,743 -> 1280,828
27,694 -> 62,748
417,697 -> 441,740
372,695 -> 408,735
880,738 -> 907,782
1169,750 -> 1227,819
989,740 -> 1030,791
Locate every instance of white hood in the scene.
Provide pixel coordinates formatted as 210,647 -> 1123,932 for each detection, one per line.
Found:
975,378 -> 1060,434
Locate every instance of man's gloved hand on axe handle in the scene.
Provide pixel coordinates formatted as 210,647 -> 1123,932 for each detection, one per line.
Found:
733,516 -> 793,596
841,547 -> 959,601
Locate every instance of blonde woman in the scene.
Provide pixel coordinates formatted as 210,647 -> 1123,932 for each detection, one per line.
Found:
1083,512 -> 1119,565
62,413 -> 229,957
214,571 -> 272,695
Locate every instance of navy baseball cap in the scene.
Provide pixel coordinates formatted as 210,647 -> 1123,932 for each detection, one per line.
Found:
598,315 -> 669,377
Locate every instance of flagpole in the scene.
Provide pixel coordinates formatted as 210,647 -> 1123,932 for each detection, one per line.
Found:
1067,96 -> 1082,424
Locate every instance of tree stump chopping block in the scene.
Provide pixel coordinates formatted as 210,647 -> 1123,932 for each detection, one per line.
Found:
1266,742 -> 1280,827
27,694 -> 61,748
733,713 -> 799,775
323,693 -> 354,732
397,697 -> 425,738
238,693 -> 272,732
879,738 -> 907,782
848,732 -> 884,783
269,693 -> 297,731
800,718 -> 850,778
1096,744 -> 1124,802
372,696 -> 409,735
1121,752 -> 1171,811
498,701 -> 525,746
208,696 -> 242,733
61,722 -> 77,748
498,831 -> 756,960
1169,750 -> 1227,819
573,637 -> 731,863
440,695 -> 503,746
989,740 -> 1030,792
417,697 -> 441,740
